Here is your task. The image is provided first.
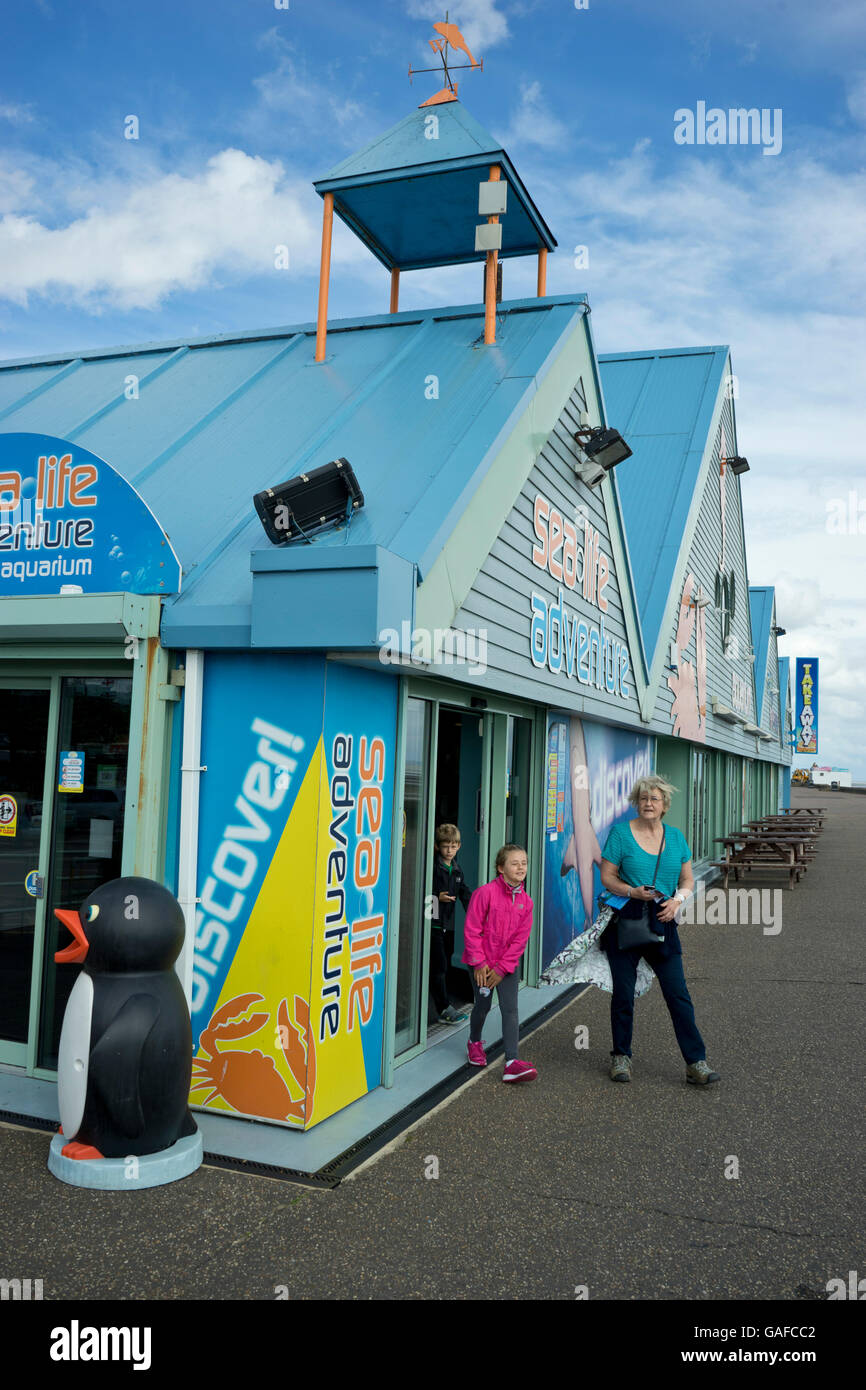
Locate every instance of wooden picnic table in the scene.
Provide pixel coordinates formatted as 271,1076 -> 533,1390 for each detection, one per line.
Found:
712,829 -> 817,889
745,820 -> 820,833
729,828 -> 817,854
739,817 -> 822,828
711,840 -> 804,889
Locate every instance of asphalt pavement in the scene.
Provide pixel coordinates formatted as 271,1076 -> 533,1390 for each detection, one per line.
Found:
2,788 -> 863,1300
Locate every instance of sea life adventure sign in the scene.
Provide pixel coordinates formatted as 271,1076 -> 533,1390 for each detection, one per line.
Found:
0,433 -> 181,596
529,491 -> 631,700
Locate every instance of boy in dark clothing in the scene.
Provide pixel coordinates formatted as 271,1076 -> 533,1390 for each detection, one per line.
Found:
430,823 -> 473,1023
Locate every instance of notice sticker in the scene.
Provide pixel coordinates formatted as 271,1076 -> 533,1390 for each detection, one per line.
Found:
0,794 -> 18,837
58,751 -> 85,793
25,870 -> 44,898
88,818 -> 113,858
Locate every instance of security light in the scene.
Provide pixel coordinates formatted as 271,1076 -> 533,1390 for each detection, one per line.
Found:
772,625 -> 786,636
575,426 -> 633,472
726,456 -> 750,474
254,457 -> 364,545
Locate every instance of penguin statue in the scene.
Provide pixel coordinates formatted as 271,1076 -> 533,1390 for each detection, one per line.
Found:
51,877 -> 199,1174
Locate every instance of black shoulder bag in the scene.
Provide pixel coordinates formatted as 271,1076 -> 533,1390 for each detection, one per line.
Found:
615,831 -> 666,950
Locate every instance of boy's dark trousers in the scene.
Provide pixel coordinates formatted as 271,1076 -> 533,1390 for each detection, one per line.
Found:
607,942 -> 706,1064
429,925 -> 455,1015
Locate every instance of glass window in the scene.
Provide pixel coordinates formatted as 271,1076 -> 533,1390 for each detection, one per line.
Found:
0,687 -> 50,1050
394,698 -> 431,1057
38,676 -> 131,1069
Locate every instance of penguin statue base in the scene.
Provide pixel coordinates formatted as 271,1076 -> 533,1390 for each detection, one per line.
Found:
48,1129 -> 202,1190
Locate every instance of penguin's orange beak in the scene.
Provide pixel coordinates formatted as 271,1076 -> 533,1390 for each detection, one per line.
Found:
54,909 -> 89,964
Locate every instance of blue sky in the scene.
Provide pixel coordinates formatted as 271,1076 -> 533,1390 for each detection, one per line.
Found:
2,0 -> 865,772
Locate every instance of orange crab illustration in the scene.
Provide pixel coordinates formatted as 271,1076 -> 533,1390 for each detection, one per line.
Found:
191,992 -> 316,1125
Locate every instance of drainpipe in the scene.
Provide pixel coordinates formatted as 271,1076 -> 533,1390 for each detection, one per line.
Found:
176,649 -> 205,1005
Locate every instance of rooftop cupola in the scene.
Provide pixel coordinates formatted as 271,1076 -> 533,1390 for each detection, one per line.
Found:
311,15 -> 557,360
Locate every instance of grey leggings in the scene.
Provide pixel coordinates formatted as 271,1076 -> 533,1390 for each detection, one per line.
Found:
469,968 -> 520,1060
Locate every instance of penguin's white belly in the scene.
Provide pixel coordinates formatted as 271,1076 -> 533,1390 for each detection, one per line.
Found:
57,972 -> 93,1141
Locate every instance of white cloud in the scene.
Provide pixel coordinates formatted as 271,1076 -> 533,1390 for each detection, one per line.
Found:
499,81 -> 567,151
252,28 -> 366,133
541,143 -> 866,773
846,71 -> 866,124
0,102 -> 35,125
405,0 -> 511,55
0,149 -> 324,311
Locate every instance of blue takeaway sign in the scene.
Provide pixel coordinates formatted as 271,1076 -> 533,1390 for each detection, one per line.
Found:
0,433 -> 181,596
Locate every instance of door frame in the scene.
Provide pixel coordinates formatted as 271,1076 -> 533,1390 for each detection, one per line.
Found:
385,675 -> 544,1074
0,592 -> 177,1076
0,676 -> 55,1067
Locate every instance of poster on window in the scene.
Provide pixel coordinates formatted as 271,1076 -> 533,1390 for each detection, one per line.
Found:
542,715 -> 652,970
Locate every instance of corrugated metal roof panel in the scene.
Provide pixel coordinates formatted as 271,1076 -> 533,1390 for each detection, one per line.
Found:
0,296 -> 589,629
749,585 -> 775,720
600,345 -> 730,661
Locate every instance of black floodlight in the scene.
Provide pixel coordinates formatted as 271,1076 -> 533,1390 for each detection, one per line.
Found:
772,625 -> 786,637
254,457 -> 364,545
726,456 -> 750,474
575,426 -> 632,471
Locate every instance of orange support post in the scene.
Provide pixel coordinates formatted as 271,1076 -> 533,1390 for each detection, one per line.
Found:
537,247 -> 548,297
390,267 -> 400,314
484,164 -> 501,346
315,192 -> 334,363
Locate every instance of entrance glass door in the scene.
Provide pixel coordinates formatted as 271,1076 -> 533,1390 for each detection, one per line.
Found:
0,682 -> 52,1065
482,713 -> 533,878
38,676 -> 131,1069
393,691 -> 537,1064
0,674 -> 131,1072
394,697 -> 432,1057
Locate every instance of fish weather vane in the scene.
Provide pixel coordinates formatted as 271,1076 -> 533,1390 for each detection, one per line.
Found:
408,12 -> 483,103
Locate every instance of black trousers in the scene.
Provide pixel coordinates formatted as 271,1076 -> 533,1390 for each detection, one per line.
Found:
607,941 -> 706,1064
429,926 -> 455,1014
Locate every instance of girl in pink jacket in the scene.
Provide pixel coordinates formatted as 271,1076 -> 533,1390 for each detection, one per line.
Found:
462,844 -> 537,1082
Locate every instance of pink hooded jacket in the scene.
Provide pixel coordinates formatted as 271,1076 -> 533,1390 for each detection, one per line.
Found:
461,874 -> 534,978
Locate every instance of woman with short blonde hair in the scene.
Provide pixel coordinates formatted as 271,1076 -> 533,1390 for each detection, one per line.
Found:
599,776 -> 720,1087
628,776 -> 676,814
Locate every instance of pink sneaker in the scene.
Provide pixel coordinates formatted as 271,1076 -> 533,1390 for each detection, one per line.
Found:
467,1040 -> 487,1067
503,1059 -> 537,1083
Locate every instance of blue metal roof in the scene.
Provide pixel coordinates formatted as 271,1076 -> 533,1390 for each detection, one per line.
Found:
598,346 -> 730,663
0,295 -> 589,647
749,585 -> 775,724
313,101 -> 556,271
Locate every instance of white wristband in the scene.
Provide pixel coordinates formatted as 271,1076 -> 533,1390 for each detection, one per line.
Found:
674,891 -> 687,903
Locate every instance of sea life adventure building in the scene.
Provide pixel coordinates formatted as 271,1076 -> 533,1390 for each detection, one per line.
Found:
0,97 -> 791,1172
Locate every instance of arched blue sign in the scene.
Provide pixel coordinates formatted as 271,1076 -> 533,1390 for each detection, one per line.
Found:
0,433 -> 181,596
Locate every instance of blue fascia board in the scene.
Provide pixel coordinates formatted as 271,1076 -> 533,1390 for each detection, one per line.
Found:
250,543 -> 389,573
250,545 -> 416,650
160,602 -> 251,650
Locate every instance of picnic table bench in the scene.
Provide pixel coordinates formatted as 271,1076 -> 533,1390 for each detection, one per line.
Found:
711,830 -> 816,889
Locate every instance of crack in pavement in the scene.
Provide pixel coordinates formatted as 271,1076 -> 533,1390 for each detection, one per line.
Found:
534,1193 -> 814,1240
